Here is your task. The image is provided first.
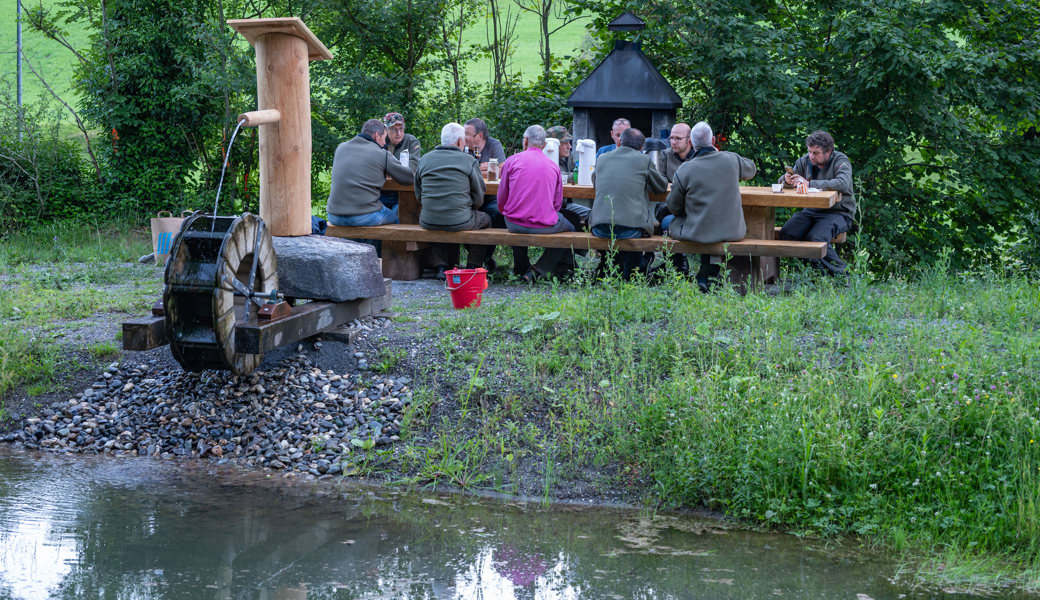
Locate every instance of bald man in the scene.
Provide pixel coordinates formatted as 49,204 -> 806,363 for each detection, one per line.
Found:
657,123 -> 693,182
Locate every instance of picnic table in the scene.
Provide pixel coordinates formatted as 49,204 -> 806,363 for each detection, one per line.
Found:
329,180 -> 837,286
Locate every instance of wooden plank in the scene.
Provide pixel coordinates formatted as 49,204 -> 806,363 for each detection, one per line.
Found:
327,224 -> 826,259
235,279 -> 392,354
122,316 -> 169,351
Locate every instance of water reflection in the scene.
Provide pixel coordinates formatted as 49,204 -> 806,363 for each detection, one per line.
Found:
0,448 -> 1012,599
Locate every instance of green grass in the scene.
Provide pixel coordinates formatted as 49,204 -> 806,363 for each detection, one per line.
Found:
0,219 -> 158,398
462,9 -> 592,83
397,258 -> 1040,591
2,0 -> 90,107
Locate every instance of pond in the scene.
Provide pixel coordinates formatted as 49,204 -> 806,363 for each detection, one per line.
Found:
0,449 -> 1011,599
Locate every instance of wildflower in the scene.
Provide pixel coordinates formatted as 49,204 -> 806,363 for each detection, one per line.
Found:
892,374 -> 898,379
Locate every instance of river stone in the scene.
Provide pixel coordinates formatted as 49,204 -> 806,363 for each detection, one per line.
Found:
272,235 -> 385,302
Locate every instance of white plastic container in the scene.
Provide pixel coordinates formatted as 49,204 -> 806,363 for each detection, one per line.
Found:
400,149 -> 409,166
574,139 -> 597,185
542,137 -> 560,167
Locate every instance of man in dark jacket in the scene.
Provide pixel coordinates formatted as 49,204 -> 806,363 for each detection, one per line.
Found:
590,128 -> 668,279
379,112 -> 422,210
415,122 -> 489,278
778,130 -> 856,276
664,121 -> 757,291
326,119 -> 415,254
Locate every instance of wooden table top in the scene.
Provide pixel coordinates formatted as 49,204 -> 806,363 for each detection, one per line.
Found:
384,180 -> 836,209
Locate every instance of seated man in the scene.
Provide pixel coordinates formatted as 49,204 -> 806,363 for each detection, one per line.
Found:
778,130 -> 856,276
378,111 -> 422,210
657,122 -> 693,183
595,118 -> 631,158
463,117 -> 508,270
326,119 -> 414,254
498,125 -> 573,283
415,122 -> 490,279
663,121 -> 757,292
590,128 -> 668,280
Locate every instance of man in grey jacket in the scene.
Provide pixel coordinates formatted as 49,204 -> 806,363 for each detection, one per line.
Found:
415,122 -> 490,278
778,130 -> 856,276
663,121 -> 757,292
590,128 -> 668,279
327,118 -> 414,227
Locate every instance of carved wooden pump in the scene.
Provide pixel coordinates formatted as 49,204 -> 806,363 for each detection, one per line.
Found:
228,18 -> 333,237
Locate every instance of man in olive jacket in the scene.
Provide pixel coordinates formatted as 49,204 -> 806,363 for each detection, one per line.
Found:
778,129 -> 856,276
415,122 -> 490,277
664,121 -> 757,291
590,128 -> 668,279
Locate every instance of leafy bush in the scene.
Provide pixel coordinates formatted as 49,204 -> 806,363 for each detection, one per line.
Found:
0,85 -> 101,231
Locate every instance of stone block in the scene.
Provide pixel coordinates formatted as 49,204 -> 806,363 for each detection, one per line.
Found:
272,235 -> 385,302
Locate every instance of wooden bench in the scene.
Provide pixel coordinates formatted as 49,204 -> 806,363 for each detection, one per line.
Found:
332,181 -> 839,285
328,224 -> 827,259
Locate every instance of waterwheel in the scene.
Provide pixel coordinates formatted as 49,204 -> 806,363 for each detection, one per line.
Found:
163,212 -> 278,374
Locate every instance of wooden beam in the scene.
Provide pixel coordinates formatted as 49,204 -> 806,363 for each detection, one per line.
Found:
122,316 -> 168,351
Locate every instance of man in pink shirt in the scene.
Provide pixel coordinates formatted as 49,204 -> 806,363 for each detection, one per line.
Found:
498,125 -> 574,283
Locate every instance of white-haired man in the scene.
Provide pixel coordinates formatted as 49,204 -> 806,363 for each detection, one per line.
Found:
414,122 -> 489,279
663,121 -> 757,292
497,125 -> 573,283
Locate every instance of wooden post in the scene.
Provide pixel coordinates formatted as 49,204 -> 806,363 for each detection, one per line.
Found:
227,18 -> 333,237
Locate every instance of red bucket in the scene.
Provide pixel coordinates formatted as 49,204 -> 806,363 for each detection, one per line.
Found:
444,268 -> 488,309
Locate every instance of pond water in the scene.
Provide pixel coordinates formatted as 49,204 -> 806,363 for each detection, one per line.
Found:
0,449 -> 1011,600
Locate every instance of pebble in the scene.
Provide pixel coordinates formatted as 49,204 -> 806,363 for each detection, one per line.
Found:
2,340 -> 412,475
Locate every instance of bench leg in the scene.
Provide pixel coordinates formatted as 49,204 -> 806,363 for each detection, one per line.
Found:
381,240 -> 422,280
725,255 -> 777,293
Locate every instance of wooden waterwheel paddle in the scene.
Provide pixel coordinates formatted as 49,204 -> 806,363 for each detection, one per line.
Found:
163,212 -> 278,374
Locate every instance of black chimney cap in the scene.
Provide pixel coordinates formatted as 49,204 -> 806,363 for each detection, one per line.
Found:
608,11 -> 646,32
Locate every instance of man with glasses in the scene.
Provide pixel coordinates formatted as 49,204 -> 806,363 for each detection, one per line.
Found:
657,122 -> 693,182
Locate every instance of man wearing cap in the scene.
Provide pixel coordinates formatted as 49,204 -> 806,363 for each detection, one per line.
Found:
548,125 -> 591,229
327,119 -> 415,254
379,112 -> 422,211
546,126 -> 575,177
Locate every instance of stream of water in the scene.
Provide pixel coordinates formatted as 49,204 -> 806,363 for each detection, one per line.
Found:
0,449 -> 1016,600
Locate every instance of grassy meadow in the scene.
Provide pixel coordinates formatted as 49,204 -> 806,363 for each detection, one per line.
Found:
2,2 -> 591,114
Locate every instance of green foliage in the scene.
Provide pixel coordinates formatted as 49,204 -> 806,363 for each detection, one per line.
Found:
573,0 -> 1040,272
0,84 -> 101,229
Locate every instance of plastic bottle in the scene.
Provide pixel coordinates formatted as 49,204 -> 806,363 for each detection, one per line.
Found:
399,149 -> 409,166
573,159 -> 579,184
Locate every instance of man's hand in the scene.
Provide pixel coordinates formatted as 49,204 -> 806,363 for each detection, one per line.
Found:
479,162 -> 489,177
784,172 -> 806,186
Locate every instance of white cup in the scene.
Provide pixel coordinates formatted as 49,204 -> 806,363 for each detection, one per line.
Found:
771,183 -> 783,193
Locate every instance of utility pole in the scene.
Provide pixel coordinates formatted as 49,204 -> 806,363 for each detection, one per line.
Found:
16,0 -> 24,138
